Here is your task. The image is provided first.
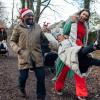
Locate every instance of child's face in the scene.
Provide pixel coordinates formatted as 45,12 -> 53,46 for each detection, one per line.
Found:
57,35 -> 65,42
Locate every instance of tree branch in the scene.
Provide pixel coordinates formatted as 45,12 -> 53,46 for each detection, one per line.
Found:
40,0 -> 51,16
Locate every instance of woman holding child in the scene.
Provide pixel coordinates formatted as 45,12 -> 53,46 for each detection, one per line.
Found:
53,9 -> 100,100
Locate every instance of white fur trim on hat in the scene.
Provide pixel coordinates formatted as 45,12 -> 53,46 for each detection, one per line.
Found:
21,9 -> 33,17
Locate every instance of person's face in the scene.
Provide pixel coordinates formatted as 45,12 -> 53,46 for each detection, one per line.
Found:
42,26 -> 48,32
79,11 -> 89,22
57,35 -> 65,42
0,28 -> 4,32
23,13 -> 35,25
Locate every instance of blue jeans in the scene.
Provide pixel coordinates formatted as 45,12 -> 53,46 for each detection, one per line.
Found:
18,67 -> 46,99
18,69 -> 29,90
34,67 -> 46,99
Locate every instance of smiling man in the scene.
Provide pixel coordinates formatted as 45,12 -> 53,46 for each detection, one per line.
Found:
10,8 -> 46,100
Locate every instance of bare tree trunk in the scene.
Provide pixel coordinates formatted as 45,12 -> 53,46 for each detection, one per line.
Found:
28,0 -> 34,10
20,0 -> 25,8
12,0 -> 14,28
20,0 -> 51,23
84,0 -> 91,9
35,0 -> 41,23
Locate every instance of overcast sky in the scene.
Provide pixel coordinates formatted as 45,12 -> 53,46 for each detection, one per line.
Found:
2,0 -> 100,27
39,0 -> 79,26
2,0 -> 78,26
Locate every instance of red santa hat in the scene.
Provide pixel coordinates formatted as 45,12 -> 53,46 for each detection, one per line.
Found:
19,8 -> 33,18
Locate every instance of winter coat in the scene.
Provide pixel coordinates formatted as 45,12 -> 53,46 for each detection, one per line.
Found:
10,22 -> 44,70
53,15 -> 89,79
41,32 -> 51,56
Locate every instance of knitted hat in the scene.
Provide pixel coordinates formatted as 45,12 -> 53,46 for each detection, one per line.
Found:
19,8 -> 33,18
52,28 -> 63,39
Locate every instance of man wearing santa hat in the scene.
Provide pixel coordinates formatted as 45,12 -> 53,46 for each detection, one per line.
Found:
10,8 -> 46,100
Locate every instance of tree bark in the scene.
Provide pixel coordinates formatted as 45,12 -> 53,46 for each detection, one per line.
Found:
35,0 -> 41,22
20,0 -> 25,8
84,0 -> 91,9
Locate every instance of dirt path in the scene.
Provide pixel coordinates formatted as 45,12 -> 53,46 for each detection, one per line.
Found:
0,46 -> 100,100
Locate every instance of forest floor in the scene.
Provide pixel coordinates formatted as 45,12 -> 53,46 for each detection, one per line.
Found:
0,44 -> 100,100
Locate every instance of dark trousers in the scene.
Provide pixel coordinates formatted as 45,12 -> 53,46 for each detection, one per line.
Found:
78,45 -> 100,73
79,45 -> 95,55
18,67 -> 46,99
